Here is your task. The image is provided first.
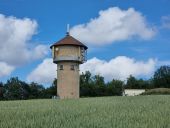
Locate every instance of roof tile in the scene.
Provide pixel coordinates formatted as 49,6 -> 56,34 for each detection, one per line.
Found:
50,35 -> 88,49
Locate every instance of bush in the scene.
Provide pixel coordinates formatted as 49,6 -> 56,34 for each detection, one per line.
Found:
141,88 -> 170,95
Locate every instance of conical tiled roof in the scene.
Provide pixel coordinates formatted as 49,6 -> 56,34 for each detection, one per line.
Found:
50,35 -> 88,49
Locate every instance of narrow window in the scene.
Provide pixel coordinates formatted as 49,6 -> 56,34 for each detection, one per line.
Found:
59,65 -> 63,70
70,65 -> 75,70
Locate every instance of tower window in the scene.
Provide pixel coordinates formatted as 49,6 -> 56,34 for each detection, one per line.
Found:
70,65 -> 75,70
59,65 -> 63,70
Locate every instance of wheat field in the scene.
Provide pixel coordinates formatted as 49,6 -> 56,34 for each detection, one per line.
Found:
0,95 -> 170,128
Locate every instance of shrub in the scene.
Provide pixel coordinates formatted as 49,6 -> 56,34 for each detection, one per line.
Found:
141,88 -> 170,95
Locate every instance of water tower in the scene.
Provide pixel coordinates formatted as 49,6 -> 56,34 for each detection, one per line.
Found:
50,28 -> 88,99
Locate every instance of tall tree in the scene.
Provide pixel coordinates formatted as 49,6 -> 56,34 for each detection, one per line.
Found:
92,75 -> 105,87
80,71 -> 92,87
29,82 -> 45,99
153,66 -> 170,88
0,82 -> 3,99
126,75 -> 152,89
126,75 -> 138,89
80,71 -> 94,97
107,79 -> 124,96
3,77 -> 29,100
45,78 -> 57,98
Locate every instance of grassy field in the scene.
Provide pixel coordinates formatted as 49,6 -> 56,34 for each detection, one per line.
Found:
0,96 -> 170,128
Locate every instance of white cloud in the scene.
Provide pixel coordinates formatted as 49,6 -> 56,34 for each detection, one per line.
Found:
70,7 -> 156,45
0,62 -> 14,77
0,14 -> 48,77
27,58 -> 56,84
80,56 -> 156,81
31,45 -> 49,60
27,56 -> 156,84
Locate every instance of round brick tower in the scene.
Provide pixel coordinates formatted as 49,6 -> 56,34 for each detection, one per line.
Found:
50,32 -> 88,99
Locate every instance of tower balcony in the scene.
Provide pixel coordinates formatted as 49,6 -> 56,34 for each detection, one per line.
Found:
53,55 -> 86,64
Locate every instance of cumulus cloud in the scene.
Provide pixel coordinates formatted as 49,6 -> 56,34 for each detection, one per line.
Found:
0,14 -> 48,77
27,58 -> 56,84
27,56 -> 156,84
70,7 -> 156,45
0,62 -> 14,77
80,56 -> 156,81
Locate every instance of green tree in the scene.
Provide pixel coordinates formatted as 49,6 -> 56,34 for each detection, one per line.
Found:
91,75 -> 105,96
92,75 -> 105,87
126,75 -> 138,89
80,71 -> 124,97
153,66 -> 170,88
80,71 -> 94,97
45,78 -> 57,98
80,71 -> 92,87
3,77 -> 29,100
137,79 -> 152,89
29,82 -> 45,99
107,79 -> 124,96
0,82 -> 3,99
126,75 -> 152,89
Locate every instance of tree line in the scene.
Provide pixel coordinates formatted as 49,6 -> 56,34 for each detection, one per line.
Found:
0,78 -> 57,100
80,65 -> 170,96
0,65 -> 170,100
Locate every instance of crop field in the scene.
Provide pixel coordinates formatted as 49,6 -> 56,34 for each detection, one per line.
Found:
0,96 -> 170,128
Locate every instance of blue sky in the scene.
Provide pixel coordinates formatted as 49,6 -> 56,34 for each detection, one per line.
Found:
0,0 -> 170,86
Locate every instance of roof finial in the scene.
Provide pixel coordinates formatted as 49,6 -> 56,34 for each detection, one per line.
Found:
66,24 -> 70,36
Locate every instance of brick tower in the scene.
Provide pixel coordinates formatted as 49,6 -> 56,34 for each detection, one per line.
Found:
50,30 -> 88,99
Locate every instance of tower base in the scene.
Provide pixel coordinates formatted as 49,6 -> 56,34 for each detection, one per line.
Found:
57,62 -> 80,99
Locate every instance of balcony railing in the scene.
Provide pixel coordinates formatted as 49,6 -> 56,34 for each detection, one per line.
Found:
53,55 -> 86,63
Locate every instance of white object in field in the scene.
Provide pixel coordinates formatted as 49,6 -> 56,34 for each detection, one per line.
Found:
123,89 -> 145,96
52,96 -> 59,99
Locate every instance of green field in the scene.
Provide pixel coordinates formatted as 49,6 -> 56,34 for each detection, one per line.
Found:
0,96 -> 170,128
